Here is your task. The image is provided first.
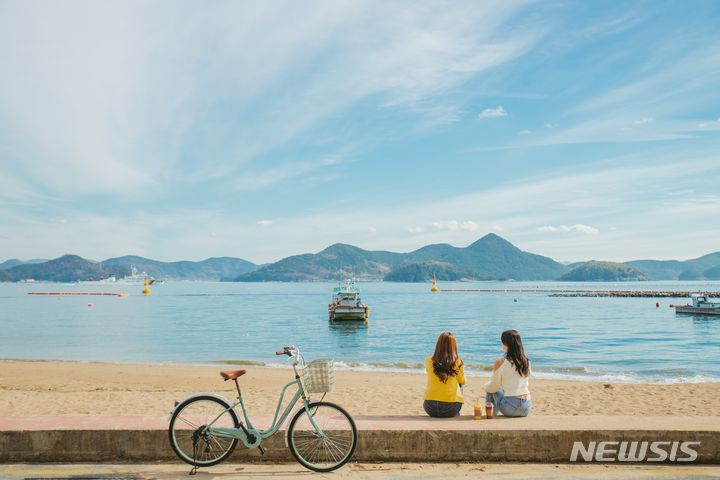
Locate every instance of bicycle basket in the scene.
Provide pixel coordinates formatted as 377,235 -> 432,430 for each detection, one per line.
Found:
302,359 -> 335,393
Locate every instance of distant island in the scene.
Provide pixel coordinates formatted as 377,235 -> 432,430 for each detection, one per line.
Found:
558,261 -> 648,282
1,233 -> 719,282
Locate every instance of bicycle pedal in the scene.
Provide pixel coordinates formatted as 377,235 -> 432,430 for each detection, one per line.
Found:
258,446 -> 266,455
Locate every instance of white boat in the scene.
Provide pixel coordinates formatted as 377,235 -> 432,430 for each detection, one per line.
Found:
328,279 -> 369,322
79,275 -> 117,284
675,294 -> 720,316
116,266 -> 158,285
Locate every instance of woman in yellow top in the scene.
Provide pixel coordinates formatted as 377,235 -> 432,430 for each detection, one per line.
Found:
424,332 -> 466,417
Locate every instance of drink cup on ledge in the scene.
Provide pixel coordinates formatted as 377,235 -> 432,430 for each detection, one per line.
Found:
473,403 -> 482,420
485,402 -> 493,419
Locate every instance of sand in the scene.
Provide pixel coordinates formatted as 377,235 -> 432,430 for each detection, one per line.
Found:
1,359 -> 719,417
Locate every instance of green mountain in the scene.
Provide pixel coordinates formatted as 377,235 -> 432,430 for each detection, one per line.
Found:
384,261 -> 478,282
0,255 -> 258,282
236,244 -> 403,282
101,255 -> 257,280
407,234 -> 566,280
703,264 -> 720,280
0,255 -> 130,282
559,261 -> 649,282
625,251 -> 720,280
0,258 -> 48,270
236,234 -> 567,282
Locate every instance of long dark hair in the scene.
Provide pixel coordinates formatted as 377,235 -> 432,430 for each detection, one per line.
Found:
432,332 -> 462,383
501,329 -> 530,377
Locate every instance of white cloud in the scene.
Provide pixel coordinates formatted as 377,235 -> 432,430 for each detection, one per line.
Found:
478,105 -> 507,119
368,226 -> 377,233
257,220 -> 273,226
633,116 -> 654,125
0,1 -> 541,198
518,129 -> 531,135
544,123 -> 555,128
537,224 -> 599,235
492,225 -> 503,232
408,226 -> 425,233
431,219 -> 479,231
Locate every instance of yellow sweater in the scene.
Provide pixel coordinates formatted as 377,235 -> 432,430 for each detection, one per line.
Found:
424,357 -> 466,403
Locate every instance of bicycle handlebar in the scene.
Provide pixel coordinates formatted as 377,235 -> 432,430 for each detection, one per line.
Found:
275,345 -> 298,357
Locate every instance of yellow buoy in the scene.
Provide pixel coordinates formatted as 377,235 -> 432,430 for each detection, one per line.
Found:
142,280 -> 151,295
431,276 -> 438,292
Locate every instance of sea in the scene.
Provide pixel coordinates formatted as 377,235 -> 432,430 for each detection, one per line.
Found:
1,281 -> 719,384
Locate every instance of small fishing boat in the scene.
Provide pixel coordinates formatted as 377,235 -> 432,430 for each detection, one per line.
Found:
675,294 -> 720,316
328,279 -> 369,322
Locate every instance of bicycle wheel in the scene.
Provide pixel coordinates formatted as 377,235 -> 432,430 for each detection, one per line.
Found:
287,401 -> 357,472
168,395 -> 240,467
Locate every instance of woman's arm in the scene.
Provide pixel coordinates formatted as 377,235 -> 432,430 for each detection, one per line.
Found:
483,358 -> 504,393
457,361 -> 466,386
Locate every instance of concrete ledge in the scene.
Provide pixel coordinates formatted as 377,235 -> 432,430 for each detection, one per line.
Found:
1,415 -> 719,464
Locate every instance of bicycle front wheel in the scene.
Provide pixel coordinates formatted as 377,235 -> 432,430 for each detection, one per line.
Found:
168,395 -> 239,467
287,401 -> 357,472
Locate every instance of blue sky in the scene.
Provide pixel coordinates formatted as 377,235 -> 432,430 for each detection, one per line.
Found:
0,0 -> 719,264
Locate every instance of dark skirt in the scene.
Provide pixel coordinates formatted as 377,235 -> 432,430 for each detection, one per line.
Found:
423,399 -> 462,418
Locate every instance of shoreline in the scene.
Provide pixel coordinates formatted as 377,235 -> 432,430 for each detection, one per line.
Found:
1,359 -> 719,417
2,357 -> 718,385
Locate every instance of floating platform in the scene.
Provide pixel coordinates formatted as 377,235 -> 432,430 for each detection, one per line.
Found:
439,289 -> 720,298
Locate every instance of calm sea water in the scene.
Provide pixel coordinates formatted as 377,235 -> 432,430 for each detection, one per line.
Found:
1,281 -> 719,383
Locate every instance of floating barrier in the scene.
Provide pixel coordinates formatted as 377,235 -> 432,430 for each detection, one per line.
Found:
439,289 -> 720,298
28,292 -> 129,297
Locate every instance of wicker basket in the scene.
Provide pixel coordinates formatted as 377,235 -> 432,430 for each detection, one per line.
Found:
302,359 -> 335,393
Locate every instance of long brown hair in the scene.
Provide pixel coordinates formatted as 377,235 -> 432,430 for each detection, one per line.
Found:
501,329 -> 530,376
432,332 -> 461,383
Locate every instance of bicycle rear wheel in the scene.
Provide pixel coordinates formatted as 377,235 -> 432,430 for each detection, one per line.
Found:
168,395 -> 239,467
287,401 -> 357,472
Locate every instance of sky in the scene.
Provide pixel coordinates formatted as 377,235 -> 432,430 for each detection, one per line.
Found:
0,0 -> 719,264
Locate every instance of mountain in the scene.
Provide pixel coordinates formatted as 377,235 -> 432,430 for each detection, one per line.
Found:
703,265 -> 720,280
101,255 -> 257,281
236,234 -> 567,282
384,261 -> 478,282
559,261 -> 649,282
0,255 -> 130,282
625,251 -> 720,280
0,258 -> 48,270
236,244 -> 403,282
407,234 -> 566,280
0,255 -> 258,282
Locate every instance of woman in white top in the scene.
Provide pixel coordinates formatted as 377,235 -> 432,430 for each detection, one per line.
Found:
484,329 -> 532,417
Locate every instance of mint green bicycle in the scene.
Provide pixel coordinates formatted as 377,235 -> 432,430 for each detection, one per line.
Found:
168,346 -> 357,473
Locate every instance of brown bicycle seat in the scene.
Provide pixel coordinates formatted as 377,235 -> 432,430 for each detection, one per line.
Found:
220,369 -> 247,381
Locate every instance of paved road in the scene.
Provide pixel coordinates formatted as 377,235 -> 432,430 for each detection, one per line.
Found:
1,463 -> 719,479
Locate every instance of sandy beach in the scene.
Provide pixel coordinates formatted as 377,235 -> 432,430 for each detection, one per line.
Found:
1,359 -> 719,418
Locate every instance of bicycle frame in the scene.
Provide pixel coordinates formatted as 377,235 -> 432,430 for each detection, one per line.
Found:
205,370 -> 326,448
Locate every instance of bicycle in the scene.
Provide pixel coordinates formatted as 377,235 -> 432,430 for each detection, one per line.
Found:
168,345 -> 357,473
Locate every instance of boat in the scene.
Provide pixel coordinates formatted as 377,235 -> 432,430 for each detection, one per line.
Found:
116,266 -> 160,285
79,275 -> 117,284
328,279 -> 369,322
675,294 -> 720,316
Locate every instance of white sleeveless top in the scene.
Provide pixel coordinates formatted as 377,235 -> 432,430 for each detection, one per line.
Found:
484,358 -> 531,397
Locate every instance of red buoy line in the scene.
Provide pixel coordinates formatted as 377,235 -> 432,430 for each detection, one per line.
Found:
28,292 -> 129,297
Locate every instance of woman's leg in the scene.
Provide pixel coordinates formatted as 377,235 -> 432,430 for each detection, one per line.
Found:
499,396 -> 532,417
423,400 -> 439,417
485,389 -> 505,415
424,400 -> 461,418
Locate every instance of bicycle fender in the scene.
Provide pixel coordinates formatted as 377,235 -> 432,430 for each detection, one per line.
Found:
168,392 -> 234,421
